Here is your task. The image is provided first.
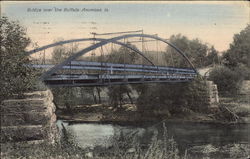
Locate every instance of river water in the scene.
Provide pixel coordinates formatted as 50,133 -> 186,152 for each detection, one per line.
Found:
57,120 -> 250,158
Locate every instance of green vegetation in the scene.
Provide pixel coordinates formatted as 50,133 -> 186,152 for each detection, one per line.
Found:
2,16 -> 248,121
209,24 -> 250,95
222,25 -> 250,72
164,34 -> 220,68
108,85 -> 134,108
209,66 -> 244,96
50,36 -> 213,116
0,17 -> 37,102
105,44 -> 139,108
50,42 -> 107,112
1,123 -> 182,159
137,76 -> 209,116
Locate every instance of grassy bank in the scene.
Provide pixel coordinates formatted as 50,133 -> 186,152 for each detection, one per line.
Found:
1,122 -> 249,159
1,123 -> 182,159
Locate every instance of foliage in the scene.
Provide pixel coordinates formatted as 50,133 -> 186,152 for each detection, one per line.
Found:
164,34 -> 219,68
208,24 -> 250,97
80,87 -> 99,104
50,43 -> 103,109
108,85 -> 133,108
50,42 -> 79,111
205,46 -> 220,66
1,122 -> 181,159
209,66 -> 244,96
52,87 -> 78,112
97,122 -> 180,159
137,77 -> 209,115
51,41 -> 79,64
0,16 -> 37,101
222,24 -> 250,79
107,42 -> 140,64
106,44 -> 139,108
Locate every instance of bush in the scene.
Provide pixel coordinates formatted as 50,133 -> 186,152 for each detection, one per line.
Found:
209,66 -> 244,96
51,87 -> 79,112
136,77 -> 209,115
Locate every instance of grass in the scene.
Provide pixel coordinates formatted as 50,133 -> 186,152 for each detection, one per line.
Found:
1,122 -> 249,159
215,93 -> 250,123
1,122 -> 181,159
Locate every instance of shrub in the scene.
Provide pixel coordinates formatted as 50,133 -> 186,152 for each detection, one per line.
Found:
136,76 -> 209,115
209,65 -> 244,96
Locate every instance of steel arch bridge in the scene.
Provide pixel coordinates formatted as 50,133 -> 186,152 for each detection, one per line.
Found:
27,33 -> 198,87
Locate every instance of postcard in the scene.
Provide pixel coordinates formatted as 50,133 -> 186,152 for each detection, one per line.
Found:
1,1 -> 249,159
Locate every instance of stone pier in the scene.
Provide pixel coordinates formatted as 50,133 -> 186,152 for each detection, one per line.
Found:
0,90 -> 57,144
206,81 -> 219,107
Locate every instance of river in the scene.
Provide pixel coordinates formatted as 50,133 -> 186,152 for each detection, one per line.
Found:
57,120 -> 250,158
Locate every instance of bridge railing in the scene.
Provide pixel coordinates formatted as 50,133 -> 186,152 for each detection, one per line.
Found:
28,61 -> 196,76
44,73 -> 195,87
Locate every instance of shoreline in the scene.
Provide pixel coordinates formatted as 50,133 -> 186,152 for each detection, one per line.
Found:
57,111 -> 250,125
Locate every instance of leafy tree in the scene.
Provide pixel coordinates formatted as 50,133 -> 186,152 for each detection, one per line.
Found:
51,41 -> 78,64
106,42 -> 140,64
50,41 -> 80,111
205,46 -> 220,66
164,34 -> 218,68
0,16 -> 36,101
80,87 -> 98,104
222,24 -> 250,79
108,85 -> 134,109
105,44 -> 140,108
208,24 -> 250,96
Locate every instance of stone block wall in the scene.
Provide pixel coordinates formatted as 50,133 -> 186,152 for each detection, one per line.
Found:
0,90 -> 57,144
240,80 -> 250,95
206,81 -> 219,107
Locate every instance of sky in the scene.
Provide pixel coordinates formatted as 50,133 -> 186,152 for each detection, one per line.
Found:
1,1 -> 250,55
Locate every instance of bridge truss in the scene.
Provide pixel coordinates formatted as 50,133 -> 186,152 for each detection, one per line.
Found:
27,32 -> 198,87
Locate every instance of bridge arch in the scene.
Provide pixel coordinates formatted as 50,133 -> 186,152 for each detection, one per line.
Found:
27,34 -> 196,79
27,38 -> 155,66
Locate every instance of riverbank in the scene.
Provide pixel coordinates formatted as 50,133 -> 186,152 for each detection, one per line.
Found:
2,120 -> 249,159
56,103 -> 250,125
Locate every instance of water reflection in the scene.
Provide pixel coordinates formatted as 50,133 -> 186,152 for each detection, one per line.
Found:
57,120 -> 250,158
57,120 -> 148,149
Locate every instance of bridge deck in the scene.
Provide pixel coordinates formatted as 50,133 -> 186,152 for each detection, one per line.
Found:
44,74 -> 196,87
30,61 -> 197,87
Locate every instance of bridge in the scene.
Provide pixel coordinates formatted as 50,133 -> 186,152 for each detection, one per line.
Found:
26,32 -> 198,87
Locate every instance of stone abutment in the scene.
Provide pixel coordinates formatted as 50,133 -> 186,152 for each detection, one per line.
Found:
0,90 -> 57,144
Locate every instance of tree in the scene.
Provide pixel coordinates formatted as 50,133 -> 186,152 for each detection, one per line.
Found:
208,24 -> 250,95
0,16 -> 36,101
107,85 -> 134,109
106,44 -> 139,108
164,34 -> 218,68
205,46 -> 220,66
51,40 -> 78,64
107,42 -> 140,64
222,24 -> 250,79
50,41 -> 80,112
